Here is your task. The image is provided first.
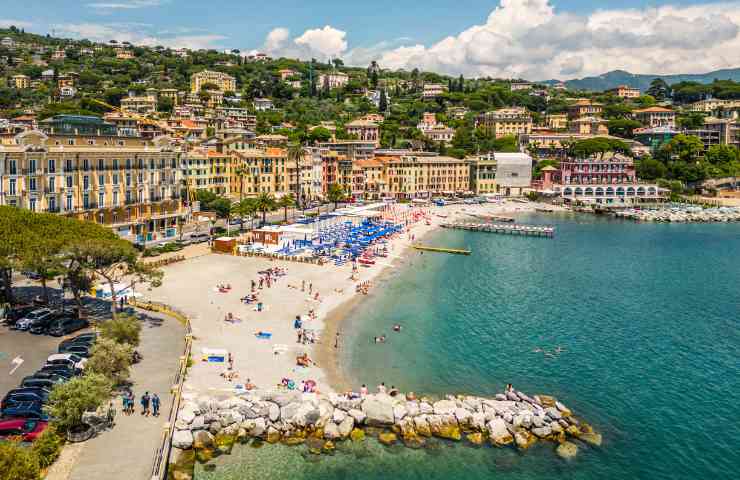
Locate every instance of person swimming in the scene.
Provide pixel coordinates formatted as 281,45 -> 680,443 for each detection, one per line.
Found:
393,324 -> 402,332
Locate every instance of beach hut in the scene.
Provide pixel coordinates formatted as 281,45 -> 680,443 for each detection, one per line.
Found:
213,237 -> 237,253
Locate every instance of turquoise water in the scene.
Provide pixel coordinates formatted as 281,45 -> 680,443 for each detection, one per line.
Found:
197,213 -> 740,480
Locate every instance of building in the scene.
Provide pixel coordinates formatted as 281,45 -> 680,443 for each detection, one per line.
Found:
422,83 -> 447,99
606,85 -> 641,98
570,116 -> 609,135
545,114 -> 568,130
116,49 -> 134,60
469,153 -> 497,194
384,154 -> 470,199
494,153 -> 532,196
703,117 -> 740,147
632,107 -> 676,128
120,94 -> 157,114
552,152 -> 665,204
41,69 -> 55,81
568,99 -> 603,119
417,113 -> 454,145
317,141 -> 376,161
59,86 -> 77,99
159,88 -> 179,105
11,74 -> 30,89
182,148 -> 235,197
633,126 -> 678,153
318,72 -> 349,89
0,120 -> 183,241
57,74 -> 75,89
233,147 -> 291,198
689,99 -> 740,113
1,37 -> 15,49
345,119 -> 380,146
190,70 -> 236,93
51,48 -> 66,61
253,98 -> 274,112
447,106 -> 469,120
510,82 -> 534,91
476,107 -> 533,138
278,69 -> 298,81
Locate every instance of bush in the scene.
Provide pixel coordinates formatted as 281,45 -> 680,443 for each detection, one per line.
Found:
32,425 -> 64,469
100,313 -> 141,347
86,338 -> 134,385
0,441 -> 40,480
45,373 -> 113,432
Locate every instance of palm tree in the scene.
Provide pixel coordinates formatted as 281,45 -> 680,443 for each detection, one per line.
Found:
278,194 -> 295,223
254,192 -> 277,225
287,143 -> 305,208
327,183 -> 346,211
233,164 -> 249,201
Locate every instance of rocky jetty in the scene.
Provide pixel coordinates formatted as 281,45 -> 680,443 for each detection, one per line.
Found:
169,389 -> 599,478
615,206 -> 740,223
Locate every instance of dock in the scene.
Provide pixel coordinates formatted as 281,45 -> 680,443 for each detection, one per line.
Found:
441,222 -> 555,238
412,244 -> 472,255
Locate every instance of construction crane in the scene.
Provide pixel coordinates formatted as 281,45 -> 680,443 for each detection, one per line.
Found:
88,98 -> 176,135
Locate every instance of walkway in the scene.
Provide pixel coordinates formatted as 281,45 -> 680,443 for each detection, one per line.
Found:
64,308 -> 186,480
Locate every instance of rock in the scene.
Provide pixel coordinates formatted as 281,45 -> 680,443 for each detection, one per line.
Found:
348,409 -> 366,424
463,397 -> 482,412
531,426 -> 552,438
419,402 -> 434,415
405,401 -> 420,417
361,395 -> 395,426
332,409 -> 347,424
350,428 -> 365,442
266,392 -> 301,407
579,432 -> 602,446
266,426 -> 281,444
532,414 -> 545,428
378,432 -> 397,445
514,430 -> 536,450
502,412 -> 513,424
306,437 -> 324,455
179,407 -> 196,425
322,440 -> 336,454
203,413 -> 218,424
545,407 -> 562,421
250,418 -> 266,437
282,431 -> 306,446
268,402 -> 280,422
495,394 -> 507,401
454,408 -> 473,427
338,416 -> 354,438
432,400 -> 457,415
429,415 -> 461,441
550,422 -> 563,434
487,418 -> 513,446
556,441 -> 579,459
293,404 -> 320,427
505,391 -> 520,402
172,429 -> 194,449
208,421 -> 221,435
280,402 -> 302,423
413,416 -> 432,437
214,432 -> 237,454
555,401 -> 572,415
393,404 -> 407,422
193,430 -> 214,450
466,432 -> 485,445
538,395 -> 556,407
174,419 -> 189,431
471,412 -> 486,431
190,416 -> 205,431
324,422 -> 341,440
169,448 -> 195,480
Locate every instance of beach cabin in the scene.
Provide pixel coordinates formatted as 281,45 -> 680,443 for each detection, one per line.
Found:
251,227 -> 281,245
213,237 -> 237,253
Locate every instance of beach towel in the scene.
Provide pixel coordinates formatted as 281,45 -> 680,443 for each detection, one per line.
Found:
255,332 -> 272,339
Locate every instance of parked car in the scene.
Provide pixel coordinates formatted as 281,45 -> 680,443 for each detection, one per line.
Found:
1,305 -> 36,326
20,377 -> 63,390
29,313 -> 61,334
22,271 -> 42,280
12,308 -> 55,331
48,316 -> 89,337
2,388 -> 50,409
189,232 -> 209,243
46,353 -> 86,372
0,418 -> 48,442
0,401 -> 48,421
36,365 -> 77,379
58,344 -> 91,358
58,333 -> 97,352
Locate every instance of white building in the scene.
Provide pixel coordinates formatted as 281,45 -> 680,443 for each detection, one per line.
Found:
493,152 -> 532,196
318,72 -> 349,89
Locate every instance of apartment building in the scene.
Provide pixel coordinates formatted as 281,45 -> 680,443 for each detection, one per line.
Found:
632,107 -> 676,128
345,119 -> 380,146
545,114 -> 568,130
567,99 -> 603,119
422,83 -> 447,99
605,85 -> 641,98
469,153 -> 498,195
570,116 -> 609,135
476,107 -> 533,138
317,72 -> 349,89
182,148 -> 235,197
417,112 -> 455,145
120,94 -> 157,114
190,70 -> 236,93
689,99 -> 740,112
11,74 -> 30,89
232,147 -> 291,198
384,154 -> 471,199
0,116 -> 183,240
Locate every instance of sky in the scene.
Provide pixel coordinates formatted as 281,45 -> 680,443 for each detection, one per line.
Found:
2,0 -> 740,80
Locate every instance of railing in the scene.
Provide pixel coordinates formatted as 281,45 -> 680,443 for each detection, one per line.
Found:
128,299 -> 192,480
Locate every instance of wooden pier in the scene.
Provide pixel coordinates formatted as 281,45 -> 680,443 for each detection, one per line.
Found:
412,244 -> 472,255
441,222 -> 555,238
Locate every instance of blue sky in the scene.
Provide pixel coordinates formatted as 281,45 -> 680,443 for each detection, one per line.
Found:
2,0 -> 739,79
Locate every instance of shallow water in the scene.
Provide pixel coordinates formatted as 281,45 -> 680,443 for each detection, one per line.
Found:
197,213 -> 740,480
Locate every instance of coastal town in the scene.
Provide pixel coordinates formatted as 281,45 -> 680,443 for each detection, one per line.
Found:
0,14 -> 739,480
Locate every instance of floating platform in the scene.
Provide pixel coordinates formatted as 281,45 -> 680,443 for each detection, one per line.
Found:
412,244 -> 472,255
441,222 -> 555,238
469,213 -> 515,222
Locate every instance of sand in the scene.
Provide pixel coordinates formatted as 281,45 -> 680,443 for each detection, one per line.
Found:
145,200 -> 559,398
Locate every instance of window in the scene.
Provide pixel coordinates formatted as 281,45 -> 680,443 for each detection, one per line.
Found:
87,139 -> 95,145
29,159 -> 37,172
29,198 -> 37,212
9,179 -> 16,195
29,178 -> 37,191
9,160 -> 17,175
48,176 -> 55,192
83,176 -> 89,190
113,191 -> 119,206
68,138 -> 74,145
65,159 -> 72,172
83,193 -> 89,209
48,159 -> 56,173
66,195 -> 73,211
98,174 -> 104,186
66,176 -> 73,188
98,159 -> 104,170
112,174 -> 119,185
98,192 -> 104,207
126,174 -> 131,186
48,197 -> 56,212
113,159 -> 119,170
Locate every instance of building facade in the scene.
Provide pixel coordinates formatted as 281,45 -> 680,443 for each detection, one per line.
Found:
476,107 -> 533,138
190,70 -> 236,93
606,85 -> 641,98
632,107 -> 676,128
345,119 -> 380,146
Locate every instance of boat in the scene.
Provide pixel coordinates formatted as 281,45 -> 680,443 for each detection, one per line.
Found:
358,257 -> 375,266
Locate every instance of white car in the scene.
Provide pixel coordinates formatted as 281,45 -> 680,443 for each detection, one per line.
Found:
13,308 -> 55,331
46,353 -> 87,371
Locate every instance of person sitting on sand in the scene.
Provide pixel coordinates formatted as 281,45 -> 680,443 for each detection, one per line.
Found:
296,353 -> 315,367
245,378 -> 255,390
360,384 -> 369,396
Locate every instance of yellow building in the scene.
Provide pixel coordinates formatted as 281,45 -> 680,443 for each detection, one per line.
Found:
469,154 -> 498,194
476,107 -> 533,138
182,149 -> 235,197
190,70 -> 236,94
0,119 -> 183,240
120,95 -> 157,114
545,114 -> 568,130
232,147 -> 291,198
11,74 -> 30,89
383,155 -> 471,199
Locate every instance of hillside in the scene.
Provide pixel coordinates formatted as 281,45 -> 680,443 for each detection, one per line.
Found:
558,68 -> 740,92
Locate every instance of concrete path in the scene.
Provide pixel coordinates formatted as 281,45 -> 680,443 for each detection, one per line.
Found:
67,308 -> 186,480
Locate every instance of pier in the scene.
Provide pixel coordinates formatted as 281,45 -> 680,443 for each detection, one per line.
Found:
412,244 -> 472,255
441,222 -> 555,238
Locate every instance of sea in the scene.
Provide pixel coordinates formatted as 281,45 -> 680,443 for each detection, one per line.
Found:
196,213 -> 740,480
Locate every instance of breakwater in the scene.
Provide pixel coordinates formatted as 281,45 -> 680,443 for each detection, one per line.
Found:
169,389 -> 599,479
442,222 -> 555,237
614,206 -> 740,222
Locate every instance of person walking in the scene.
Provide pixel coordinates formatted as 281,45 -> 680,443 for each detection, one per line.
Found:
141,391 -> 150,416
127,392 -> 135,415
152,393 -> 161,417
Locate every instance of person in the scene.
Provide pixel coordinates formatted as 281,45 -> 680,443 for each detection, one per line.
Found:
257,302 -> 263,312
506,383 -> 513,393
121,392 -> 128,415
127,392 -> 135,415
334,332 -> 340,349
360,384 -> 369,396
309,283 -> 313,294
389,386 -> 399,397
297,329 -> 303,344
294,315 -> 302,329
377,382 -> 387,394
393,324 -> 402,332
245,378 -> 256,390
152,393 -> 160,417
228,353 -> 234,371
301,280 -> 305,292
141,392 -> 150,416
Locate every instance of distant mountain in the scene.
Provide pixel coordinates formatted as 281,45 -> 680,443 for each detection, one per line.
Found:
545,68 -> 740,92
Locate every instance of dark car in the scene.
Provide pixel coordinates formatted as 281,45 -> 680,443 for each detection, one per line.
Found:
1,401 -> 48,421
2,388 -> 50,409
48,316 -> 89,337
27,371 -> 69,383
58,332 -> 98,352
37,365 -> 77,379
58,344 -> 91,358
1,305 -> 36,326
29,313 -> 61,335
20,377 -> 62,390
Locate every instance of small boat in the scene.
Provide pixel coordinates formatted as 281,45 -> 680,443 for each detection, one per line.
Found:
358,257 -> 375,266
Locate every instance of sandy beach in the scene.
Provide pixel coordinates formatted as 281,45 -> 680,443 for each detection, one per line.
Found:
146,200 -> 561,398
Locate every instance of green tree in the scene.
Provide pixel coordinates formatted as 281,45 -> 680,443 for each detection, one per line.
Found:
31,426 -> 64,469
86,337 -> 134,385
278,194 -> 295,222
45,373 -> 113,432
379,89 -> 388,112
660,134 -> 704,163
636,157 -> 668,180
327,183 -> 346,210
99,313 -> 141,346
607,118 -> 642,138
0,441 -> 40,480
646,78 -> 670,101
233,164 -> 249,201
254,192 -> 277,224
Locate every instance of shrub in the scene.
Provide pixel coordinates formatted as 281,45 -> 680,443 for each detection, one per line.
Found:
99,313 -> 141,347
0,441 -> 40,480
86,338 -> 134,385
45,373 -> 113,432
32,425 -> 64,469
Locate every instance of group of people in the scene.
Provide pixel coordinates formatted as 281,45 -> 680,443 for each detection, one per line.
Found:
355,382 -> 401,398
373,324 -> 402,343
121,390 -> 160,417
355,281 -> 372,295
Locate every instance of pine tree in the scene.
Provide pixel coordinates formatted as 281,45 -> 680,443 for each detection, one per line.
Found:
458,74 -> 464,92
379,89 -> 388,112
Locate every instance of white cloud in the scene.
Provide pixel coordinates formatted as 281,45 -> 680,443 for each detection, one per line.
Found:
255,25 -> 348,61
354,0 -> 740,79
88,0 -> 164,9
0,19 -> 33,29
52,22 -> 226,50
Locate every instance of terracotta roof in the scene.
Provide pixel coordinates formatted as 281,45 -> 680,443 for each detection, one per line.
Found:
633,106 -> 674,113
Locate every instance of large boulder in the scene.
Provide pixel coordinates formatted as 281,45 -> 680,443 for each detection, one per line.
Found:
393,404 -> 408,423
429,415 -> 461,441
455,408 -> 473,428
337,416 -> 354,438
250,417 -> 266,437
557,441 -> 578,459
179,407 -> 196,425
193,430 -> 214,450
579,432 -> 602,446
487,418 -> 513,446
432,400 -> 457,415
332,408 -> 347,424
268,402 -> 280,422
348,409 -> 366,424
555,401 -> 572,416
419,402 -> 434,414
378,431 -> 397,445
471,412 -> 486,431
405,401 -> 420,417
172,429 -> 194,449
324,422 -> 341,440
413,415 -> 432,437
545,407 -> 562,421
190,416 -> 205,431
514,430 -> 536,450
266,426 -> 281,443
361,395 -> 395,426
531,426 -> 552,438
